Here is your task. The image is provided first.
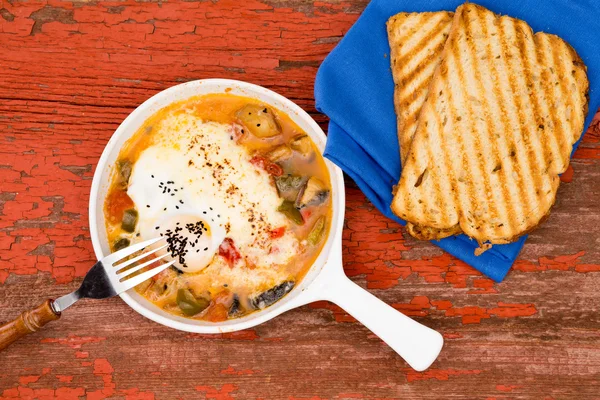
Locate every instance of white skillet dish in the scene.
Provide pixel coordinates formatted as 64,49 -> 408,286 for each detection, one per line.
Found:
89,79 -> 443,371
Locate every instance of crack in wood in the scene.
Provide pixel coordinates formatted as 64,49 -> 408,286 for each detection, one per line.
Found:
29,6 -> 76,36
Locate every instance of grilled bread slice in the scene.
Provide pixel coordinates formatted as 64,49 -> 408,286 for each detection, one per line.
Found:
387,11 -> 454,164
391,3 -> 589,245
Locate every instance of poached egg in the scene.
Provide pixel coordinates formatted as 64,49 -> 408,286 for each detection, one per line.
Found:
126,113 -> 299,280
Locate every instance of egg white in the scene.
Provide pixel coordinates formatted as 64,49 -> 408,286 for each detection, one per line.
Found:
126,114 -> 299,283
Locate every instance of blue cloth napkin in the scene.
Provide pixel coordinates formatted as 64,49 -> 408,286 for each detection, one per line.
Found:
315,0 -> 600,281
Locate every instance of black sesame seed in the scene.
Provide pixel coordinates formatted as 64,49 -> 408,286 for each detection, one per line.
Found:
210,207 -> 213,211
256,123 -> 261,127
179,200 -> 184,204
203,211 -> 207,214
204,247 -> 208,251
164,208 -> 167,211
175,205 -> 179,209
151,175 -> 155,178
217,214 -> 220,218
155,226 -> 159,230
146,205 -> 150,208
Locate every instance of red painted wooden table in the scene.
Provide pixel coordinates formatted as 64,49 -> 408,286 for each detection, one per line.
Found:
1,1 -> 600,398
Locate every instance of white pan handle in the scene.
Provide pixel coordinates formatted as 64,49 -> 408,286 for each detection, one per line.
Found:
322,274 -> 443,371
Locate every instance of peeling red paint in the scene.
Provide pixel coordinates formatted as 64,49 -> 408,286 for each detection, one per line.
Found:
56,375 -> 74,383
18,375 -> 40,385
310,301 -> 356,323
404,368 -> 483,382
334,394 -> 366,399
560,165 -> 574,183
195,384 -> 238,400
513,251 -> 600,273
0,386 -> 85,400
496,384 -> 522,392
220,365 -> 260,375
75,351 -> 89,358
289,397 -> 328,400
392,296 -> 537,324
0,0 -> 598,398
442,332 -> 463,339
186,329 -> 259,341
40,334 -> 106,349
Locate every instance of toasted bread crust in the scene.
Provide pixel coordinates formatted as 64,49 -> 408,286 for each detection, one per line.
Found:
387,11 -> 454,165
391,3 -> 589,245
406,222 -> 462,241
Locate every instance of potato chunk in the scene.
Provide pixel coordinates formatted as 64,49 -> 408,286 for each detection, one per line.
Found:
235,105 -> 281,138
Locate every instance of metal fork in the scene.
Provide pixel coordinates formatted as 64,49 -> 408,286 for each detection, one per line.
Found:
0,237 -> 172,351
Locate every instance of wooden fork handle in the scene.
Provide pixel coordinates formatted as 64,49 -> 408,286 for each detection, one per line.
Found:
0,300 -> 60,351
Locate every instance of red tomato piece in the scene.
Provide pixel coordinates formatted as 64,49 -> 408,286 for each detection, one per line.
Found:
218,237 -> 242,268
269,226 -> 286,239
250,156 -> 283,177
300,208 -> 312,221
204,303 -> 229,322
105,189 -> 134,225
265,162 -> 283,176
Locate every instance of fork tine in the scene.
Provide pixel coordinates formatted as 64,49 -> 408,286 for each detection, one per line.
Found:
103,237 -> 165,266
117,252 -> 170,278
115,243 -> 169,270
120,260 -> 176,290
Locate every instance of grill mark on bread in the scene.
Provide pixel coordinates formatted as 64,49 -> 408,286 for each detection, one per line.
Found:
474,7 -> 516,237
497,20 -> 534,226
491,12 -> 530,234
542,37 -> 567,171
446,14 -> 481,232
388,12 -> 453,163
398,59 -> 444,162
548,36 -> 573,167
516,24 -> 552,207
533,35 -> 562,179
398,20 -> 453,87
431,71 -> 460,228
426,81 -> 455,228
438,51 -> 464,234
501,19 -> 538,221
458,9 -> 500,237
391,3 -> 589,244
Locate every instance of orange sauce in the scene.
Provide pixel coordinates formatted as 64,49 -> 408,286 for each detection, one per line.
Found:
104,93 -> 332,321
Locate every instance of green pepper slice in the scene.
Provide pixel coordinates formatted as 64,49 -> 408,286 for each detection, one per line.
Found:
117,159 -> 133,183
113,237 -> 130,251
176,288 -> 210,316
277,200 -> 304,225
308,216 -> 326,245
121,208 -> 138,233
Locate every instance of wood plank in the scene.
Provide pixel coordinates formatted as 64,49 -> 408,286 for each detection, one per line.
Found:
0,0 -> 599,398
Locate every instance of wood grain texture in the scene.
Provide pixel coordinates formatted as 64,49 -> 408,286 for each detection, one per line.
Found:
0,0 -> 599,398
0,300 -> 60,351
